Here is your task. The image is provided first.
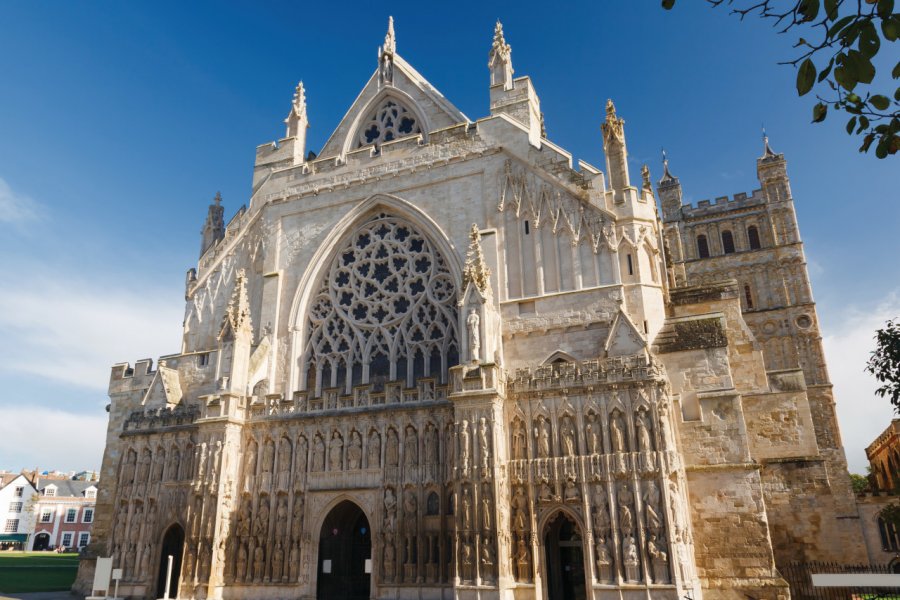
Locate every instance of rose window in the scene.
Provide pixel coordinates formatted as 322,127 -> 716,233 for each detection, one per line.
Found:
304,213 -> 458,395
356,98 -> 422,149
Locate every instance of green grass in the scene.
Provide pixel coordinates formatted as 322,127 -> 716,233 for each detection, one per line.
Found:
0,552 -> 80,593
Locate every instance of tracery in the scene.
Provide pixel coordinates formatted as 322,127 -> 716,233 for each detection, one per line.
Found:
356,97 -> 422,149
304,213 -> 458,395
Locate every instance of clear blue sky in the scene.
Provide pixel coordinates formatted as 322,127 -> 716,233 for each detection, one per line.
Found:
0,1 -> 896,473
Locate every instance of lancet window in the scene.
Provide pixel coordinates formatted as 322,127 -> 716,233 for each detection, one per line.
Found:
304,213 -> 459,396
356,98 -> 422,149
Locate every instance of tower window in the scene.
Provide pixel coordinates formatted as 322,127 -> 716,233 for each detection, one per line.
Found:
744,284 -> 754,309
626,253 -> 634,275
722,230 -> 735,254
747,225 -> 761,250
697,235 -> 710,258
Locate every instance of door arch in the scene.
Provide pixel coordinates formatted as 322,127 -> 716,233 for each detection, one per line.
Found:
543,511 -> 587,600
156,524 -> 184,600
33,533 -> 50,551
316,500 -> 371,600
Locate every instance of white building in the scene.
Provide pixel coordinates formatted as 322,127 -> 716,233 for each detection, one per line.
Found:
0,473 -> 38,550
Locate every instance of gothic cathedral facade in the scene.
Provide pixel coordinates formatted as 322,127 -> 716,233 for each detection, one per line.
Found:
76,19 -> 868,600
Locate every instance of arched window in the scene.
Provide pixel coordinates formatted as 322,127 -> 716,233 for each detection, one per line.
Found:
697,235 -> 710,258
722,230 -> 735,254
879,516 -> 900,551
747,225 -> 761,250
304,213 -> 459,395
356,98 -> 422,150
744,284 -> 754,309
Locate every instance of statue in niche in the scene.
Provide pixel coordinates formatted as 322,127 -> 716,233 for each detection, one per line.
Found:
151,452 -> 164,482
146,502 -> 157,536
137,449 -> 152,483
236,542 -> 248,582
481,537 -> 494,569
482,484 -> 492,531
129,505 -> 143,544
560,414 -> 576,456
512,486 -> 528,536
167,447 -> 180,480
210,440 -> 222,483
122,451 -> 136,485
535,416 -> 551,458
618,483 -> 634,535
658,397 -> 675,450
291,495 -> 304,540
386,429 -> 399,467
289,543 -> 300,581
459,420 -> 471,472
647,532 -> 667,561
277,439 -> 291,487
623,535 -> 640,582
425,425 -> 438,465
368,431 -> 381,468
564,478 -> 579,502
124,544 -> 136,580
253,497 -> 269,541
668,479 -> 687,541
461,487 -> 472,529
467,309 -> 481,362
182,542 -> 196,581
383,488 -> 397,530
347,431 -> 362,470
198,543 -> 211,581
461,539 -> 474,580
539,481 -> 554,503
244,441 -> 257,483
636,410 -> 652,453
272,541 -> 284,582
644,481 -> 662,534
403,491 -> 418,567
237,502 -> 251,539
297,436 -> 308,474
512,419 -> 527,459
585,413 -> 601,454
404,426 -> 418,467
595,537 -> 613,582
262,439 -> 275,475
593,495 -> 610,538
515,539 -> 530,581
329,432 -> 343,471
252,545 -> 264,582
139,544 -> 150,580
479,417 -> 490,469
274,497 -> 288,539
446,424 -> 455,467
610,411 -> 626,453
383,533 -> 396,581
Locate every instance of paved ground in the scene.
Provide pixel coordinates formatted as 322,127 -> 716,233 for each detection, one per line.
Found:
0,592 -> 79,600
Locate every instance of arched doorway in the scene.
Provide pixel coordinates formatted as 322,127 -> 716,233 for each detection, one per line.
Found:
33,533 -> 50,551
156,524 -> 184,600
543,512 -> 586,600
316,500 -> 371,600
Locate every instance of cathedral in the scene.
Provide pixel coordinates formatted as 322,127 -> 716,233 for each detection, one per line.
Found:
76,18 -> 868,600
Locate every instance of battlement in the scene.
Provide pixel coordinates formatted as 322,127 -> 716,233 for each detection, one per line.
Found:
680,188 -> 766,219
866,418 -> 900,458
508,354 -> 664,394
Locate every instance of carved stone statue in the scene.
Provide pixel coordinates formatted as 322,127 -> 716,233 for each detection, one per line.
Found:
585,413 -> 601,454
618,482 -> 634,535
425,425 -> 438,465
515,539 -> 530,581
539,481 -> 554,503
404,425 -> 418,466
139,543 -> 150,580
244,441 -> 257,483
272,541 -> 284,582
623,535 -> 640,582
644,481 -> 662,534
564,478 -> 579,502
274,497 -> 288,539
636,410 -> 652,452
329,432 -> 343,471
368,430 -> 381,468
512,419 -> 527,459
383,488 -> 397,530
347,430 -> 362,470
478,417 -> 490,469
386,429 -> 399,467
297,436 -> 308,474
461,487 -> 472,530
277,438 -> 292,484
262,439 -> 275,474
467,308 -> 481,362
237,502 -> 252,539
313,435 -> 325,471
252,545 -> 264,582
461,540 -> 474,580
403,490 -> 418,534
560,414 -> 576,456
289,543 -> 300,582
512,486 -> 528,536
236,542 -> 248,582
481,484 -> 492,531
253,498 -> 269,541
610,411 -> 626,453
536,416 -> 551,458
481,537 -> 494,568
291,495 -> 304,541
648,533 -> 669,583
383,533 -> 396,582
596,537 -> 613,583
459,420 -> 471,472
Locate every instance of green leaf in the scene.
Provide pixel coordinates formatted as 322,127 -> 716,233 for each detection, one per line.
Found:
860,133 -> 876,152
834,65 -> 857,91
847,50 -> 876,85
893,60 -> 900,79
825,0 -> 839,19
797,59 -> 817,96
895,86 -> 900,101
876,138 -> 889,159
799,0 -> 820,21
812,102 -> 828,122
818,57 -> 834,82
847,116 -> 858,134
661,0 -> 676,8
829,15 -> 855,38
859,115 -> 871,133
871,95 -> 891,110
859,21 -> 881,58
877,0 -> 894,19
883,15 -> 900,41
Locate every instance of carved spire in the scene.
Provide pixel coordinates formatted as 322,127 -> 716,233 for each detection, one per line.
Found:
378,17 -> 396,86
640,165 -> 652,191
284,81 -> 308,138
601,99 -> 630,198
223,269 -> 253,338
200,192 -> 225,257
463,224 -> 491,295
762,127 -> 777,158
659,149 -> 677,184
384,16 -> 396,56
488,20 -> 513,90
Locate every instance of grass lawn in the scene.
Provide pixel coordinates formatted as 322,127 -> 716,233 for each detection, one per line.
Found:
0,552 -> 80,593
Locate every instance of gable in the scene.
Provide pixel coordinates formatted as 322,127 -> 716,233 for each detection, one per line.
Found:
142,365 -> 183,408
605,310 -> 647,357
318,55 -> 469,159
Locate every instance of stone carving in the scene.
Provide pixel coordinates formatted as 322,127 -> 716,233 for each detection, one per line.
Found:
461,486 -> 472,530
481,537 -> 494,570
253,497 -> 269,542
535,416 -> 551,458
368,430 -> 381,468
564,478 -> 579,502
274,497 -> 288,539
277,438 -> 292,489
236,542 -> 248,582
313,434 -> 325,471
585,412 -> 602,454
425,424 -> 438,465
261,439 -> 275,489
461,539 -> 474,581
272,541 -> 284,582
467,309 -> 481,362
384,488 -> 397,530
636,409 -> 653,453
481,484 -> 492,531
515,539 -> 531,582
610,410 -> 626,453
329,432 -> 343,471
252,545 -> 264,582
618,483 -> 634,536
347,430 -> 362,470
289,542 -> 300,582
383,533 -> 396,582
623,535 -> 640,582
459,420 -> 471,473
478,417 -> 490,470
291,495 -> 304,541
386,429 -> 400,467
511,419 -> 527,459
644,480 -> 662,534
647,533 -> 669,583
512,486 -> 528,538
404,425 -> 418,467
560,414 -> 576,456
595,537 -> 613,583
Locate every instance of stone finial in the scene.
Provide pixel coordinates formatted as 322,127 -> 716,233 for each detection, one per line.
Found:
462,224 -> 491,294
285,81 -> 309,139
223,269 -> 253,337
214,191 -> 222,206
641,165 -> 652,191
488,20 -> 513,90
379,17 -> 396,86
601,99 -> 624,145
291,82 -> 306,119
762,127 -> 777,158
201,192 -> 225,256
384,16 -> 396,56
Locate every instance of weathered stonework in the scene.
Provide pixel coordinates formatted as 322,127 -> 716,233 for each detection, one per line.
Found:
76,19 -> 865,600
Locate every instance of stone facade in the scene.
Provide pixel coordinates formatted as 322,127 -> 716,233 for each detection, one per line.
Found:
76,19 -> 866,600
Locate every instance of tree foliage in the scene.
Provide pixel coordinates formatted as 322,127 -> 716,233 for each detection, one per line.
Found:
849,472 -> 871,493
663,0 -> 900,158
866,318 -> 900,411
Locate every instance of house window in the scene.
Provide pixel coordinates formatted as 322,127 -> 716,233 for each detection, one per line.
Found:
83,508 -> 94,523
198,353 -> 209,367
78,533 -> 90,548
44,487 -> 56,497
9,502 -> 22,513
61,532 -> 73,548
722,230 -> 735,254
13,486 -> 23,498
747,225 -> 761,250
85,489 -> 97,499
65,509 -> 77,523
697,235 -> 710,258
4,519 -> 18,533
626,253 -> 634,275
744,284 -> 754,309
40,509 -> 52,523
879,516 -> 900,551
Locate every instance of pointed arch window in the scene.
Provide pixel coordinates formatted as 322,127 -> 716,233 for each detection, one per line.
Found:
304,213 -> 458,396
747,225 -> 761,250
722,230 -> 735,254
696,234 -> 710,259
356,98 -> 422,150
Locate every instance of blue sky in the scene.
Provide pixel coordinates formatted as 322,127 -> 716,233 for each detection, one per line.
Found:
0,1 -> 896,473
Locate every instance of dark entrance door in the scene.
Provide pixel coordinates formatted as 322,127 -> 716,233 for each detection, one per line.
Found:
316,501 -> 371,600
544,512 -> 586,600
156,524 -> 185,599
34,533 -> 50,551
